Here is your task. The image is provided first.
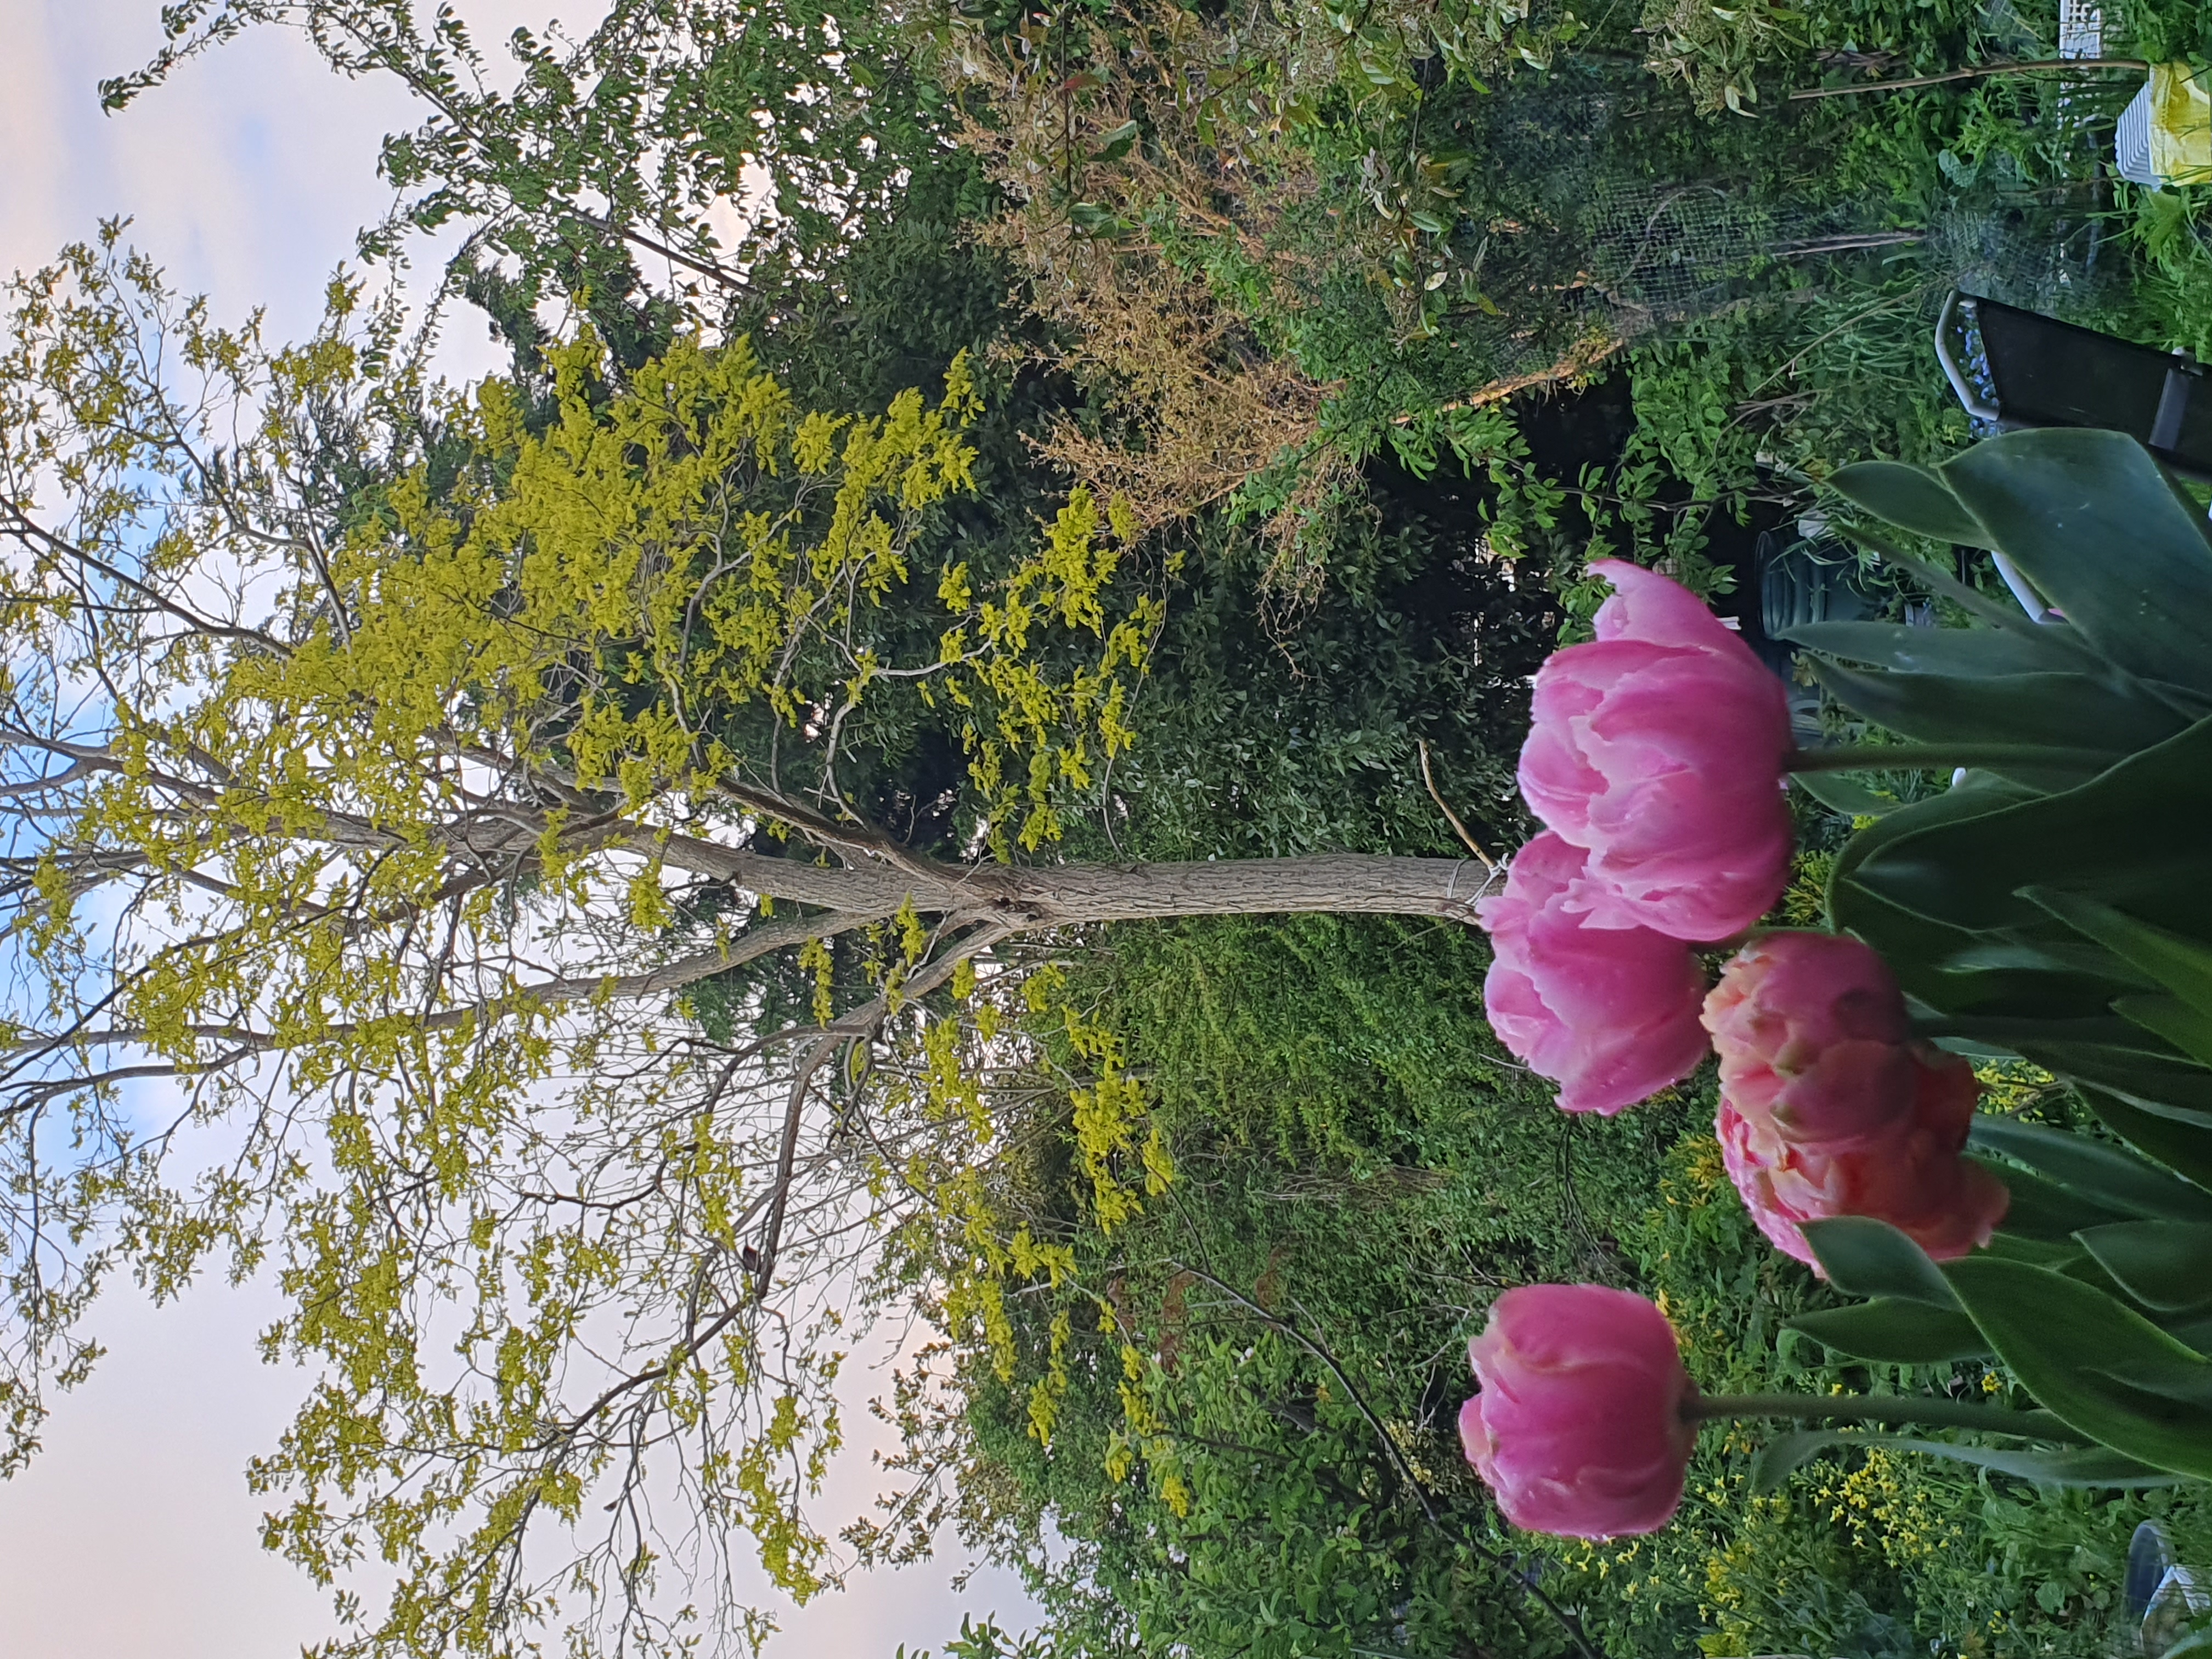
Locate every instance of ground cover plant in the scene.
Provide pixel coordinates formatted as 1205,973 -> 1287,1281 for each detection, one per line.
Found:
3,0 -> 2212,1656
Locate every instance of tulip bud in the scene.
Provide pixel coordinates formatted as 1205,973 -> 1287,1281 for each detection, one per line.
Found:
1458,1284 -> 1697,1539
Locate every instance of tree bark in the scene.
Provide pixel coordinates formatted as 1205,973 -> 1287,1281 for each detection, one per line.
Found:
966,853 -> 1493,926
654,839 -> 1496,929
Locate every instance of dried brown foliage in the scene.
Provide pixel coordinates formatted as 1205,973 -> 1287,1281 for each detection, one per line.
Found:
947,0 -> 1624,586
949,4 -> 1358,578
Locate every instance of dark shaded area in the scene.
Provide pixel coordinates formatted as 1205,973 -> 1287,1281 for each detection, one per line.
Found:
856,725 -> 966,852
1367,449 -> 1565,747
1516,370 -> 1639,477
1703,496 -> 1802,638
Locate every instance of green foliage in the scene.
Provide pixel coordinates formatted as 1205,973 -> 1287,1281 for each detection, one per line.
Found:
1816,432 -> 2212,1103
1749,426 -> 2212,1574
1098,483 -> 1555,862
926,912 -> 1691,1656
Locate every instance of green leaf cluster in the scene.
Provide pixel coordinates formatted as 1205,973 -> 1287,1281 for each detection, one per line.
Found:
1779,426 -> 2212,1490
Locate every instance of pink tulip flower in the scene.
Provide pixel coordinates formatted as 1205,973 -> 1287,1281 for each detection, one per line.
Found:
1475,832 -> 1709,1115
1703,933 -> 2010,1268
1519,560 -> 1793,942
1458,1284 -> 1698,1539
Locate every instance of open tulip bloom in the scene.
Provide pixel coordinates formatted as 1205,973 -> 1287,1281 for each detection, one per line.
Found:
1705,932 -> 2008,1266
1474,832 -> 1708,1115
1516,559 -> 1795,944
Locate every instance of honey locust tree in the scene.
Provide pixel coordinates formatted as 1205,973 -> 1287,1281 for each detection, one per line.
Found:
0,235 -> 1498,1658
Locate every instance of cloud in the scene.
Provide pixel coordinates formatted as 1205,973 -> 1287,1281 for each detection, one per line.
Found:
0,1277 -> 339,1657
0,0 -> 511,375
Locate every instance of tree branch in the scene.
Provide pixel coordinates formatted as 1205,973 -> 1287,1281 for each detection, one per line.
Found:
0,906 -> 894,1064
752,921 -> 1014,1294
1789,55 -> 2148,98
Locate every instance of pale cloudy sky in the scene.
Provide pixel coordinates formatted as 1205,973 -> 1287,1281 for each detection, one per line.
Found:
0,4 -> 1032,1653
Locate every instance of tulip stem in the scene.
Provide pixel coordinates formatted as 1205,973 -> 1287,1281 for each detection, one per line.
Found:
1685,1391 -> 2093,1442
1786,742 -> 2115,774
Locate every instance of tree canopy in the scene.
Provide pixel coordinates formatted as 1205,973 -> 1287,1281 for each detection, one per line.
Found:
0,224 -> 1515,1657
105,0 -> 952,315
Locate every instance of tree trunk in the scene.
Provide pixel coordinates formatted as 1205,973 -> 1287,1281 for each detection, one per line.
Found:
654,831 -> 1494,929
972,854 -> 1492,926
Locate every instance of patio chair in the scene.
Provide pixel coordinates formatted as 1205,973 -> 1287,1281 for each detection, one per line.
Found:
2129,1521 -> 2210,1657
1936,290 -> 2212,483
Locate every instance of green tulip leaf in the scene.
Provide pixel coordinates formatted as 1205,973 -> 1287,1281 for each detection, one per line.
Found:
2011,1043 -> 2212,1133
1748,1429 -> 1839,1495
1929,1014 -> 2185,1051
1831,460 -> 1995,549
1884,1438 -> 2185,1486
1829,772 -> 2040,893
1984,1231 -> 2087,1269
1827,775 -> 2041,946
1943,1256 -> 2212,1477
1788,1298 -> 1992,1363
1929,1032 -> 2033,1060
1807,661 -> 2183,779
2081,1087 -> 2212,1195
2117,995 -> 2212,1069
1749,1427 -> 2179,1496
2074,1222 -> 2212,1312
1849,716 -> 2212,939
1938,430 -> 2212,698
2100,1356 -> 2212,1407
1833,519 -> 2071,640
2025,890 -> 2212,1018
1895,951 -> 2141,1038
1801,1217 -> 1962,1308
1828,786 -> 2074,1015
1937,935 -> 2155,988
1783,619 -> 2102,679
1977,1156 -> 2135,1242
1969,1116 -> 2212,1223
1790,769 -> 1900,818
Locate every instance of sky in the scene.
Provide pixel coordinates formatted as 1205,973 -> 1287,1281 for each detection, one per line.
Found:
0,3 -> 1034,1653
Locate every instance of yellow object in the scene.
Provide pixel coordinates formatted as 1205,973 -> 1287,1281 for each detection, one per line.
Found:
2150,61 -> 2212,187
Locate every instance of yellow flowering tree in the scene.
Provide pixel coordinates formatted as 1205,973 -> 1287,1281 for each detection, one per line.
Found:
0,233 -> 1489,1657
